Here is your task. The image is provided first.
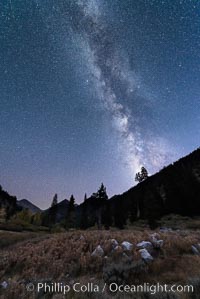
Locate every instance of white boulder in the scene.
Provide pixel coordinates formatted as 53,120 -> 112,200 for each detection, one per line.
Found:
91,245 -> 104,257
139,249 -> 154,263
121,241 -> 133,251
192,245 -> 200,255
1,281 -> 8,289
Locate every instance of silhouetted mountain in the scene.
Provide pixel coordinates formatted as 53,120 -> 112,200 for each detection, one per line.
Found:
1,148 -> 200,229
78,148 -> 200,229
42,199 -> 70,226
20,147 -> 200,229
108,147 -> 200,228
17,199 -> 41,214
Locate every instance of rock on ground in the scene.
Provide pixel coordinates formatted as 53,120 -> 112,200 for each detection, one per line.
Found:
91,245 -> 104,257
137,241 -> 153,249
121,241 -> 133,251
0,281 -> 8,289
139,249 -> 154,263
192,245 -> 200,255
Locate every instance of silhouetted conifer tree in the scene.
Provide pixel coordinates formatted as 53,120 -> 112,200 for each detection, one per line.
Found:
49,193 -> 58,227
95,183 -> 108,230
66,195 -> 76,228
96,183 -> 108,200
51,193 -> 58,207
135,167 -> 148,183
84,193 -> 87,202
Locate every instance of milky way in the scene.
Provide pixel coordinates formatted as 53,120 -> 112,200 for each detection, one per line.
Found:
62,0 -> 175,175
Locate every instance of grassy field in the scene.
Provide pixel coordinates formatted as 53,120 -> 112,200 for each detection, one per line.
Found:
1,218 -> 200,298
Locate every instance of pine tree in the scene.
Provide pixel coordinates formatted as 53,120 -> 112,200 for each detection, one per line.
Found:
66,195 -> 76,228
135,167 -> 148,183
96,183 -> 108,200
49,193 -> 58,227
84,193 -> 87,202
141,167 -> 148,180
95,183 -> 108,230
69,194 -> 75,209
51,193 -> 58,207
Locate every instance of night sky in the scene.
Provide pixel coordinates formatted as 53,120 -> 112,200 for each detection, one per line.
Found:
0,0 -> 200,208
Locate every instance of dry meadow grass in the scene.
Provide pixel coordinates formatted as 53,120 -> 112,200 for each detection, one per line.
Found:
1,227 -> 200,298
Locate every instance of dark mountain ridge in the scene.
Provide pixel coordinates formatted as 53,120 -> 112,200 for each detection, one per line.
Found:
1,148 -> 200,228
17,199 -> 41,214
42,199 -> 70,226
108,147 -> 200,227
78,148 -> 200,229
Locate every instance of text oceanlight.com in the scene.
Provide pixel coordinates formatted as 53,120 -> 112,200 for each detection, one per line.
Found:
26,282 -> 194,295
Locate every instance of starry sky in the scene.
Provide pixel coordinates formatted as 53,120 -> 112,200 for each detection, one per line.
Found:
0,0 -> 200,209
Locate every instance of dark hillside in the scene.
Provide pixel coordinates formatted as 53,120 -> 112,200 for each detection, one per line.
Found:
0,186 -> 17,222
109,148 -> 200,226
